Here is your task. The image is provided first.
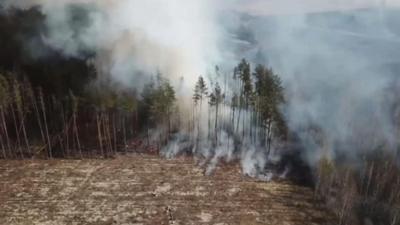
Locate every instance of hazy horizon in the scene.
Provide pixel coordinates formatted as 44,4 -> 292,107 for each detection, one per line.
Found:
227,0 -> 397,16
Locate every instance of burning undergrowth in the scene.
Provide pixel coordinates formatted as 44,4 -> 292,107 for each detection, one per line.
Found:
160,131 -> 313,185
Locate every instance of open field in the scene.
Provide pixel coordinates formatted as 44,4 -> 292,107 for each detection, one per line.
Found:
0,154 -> 335,225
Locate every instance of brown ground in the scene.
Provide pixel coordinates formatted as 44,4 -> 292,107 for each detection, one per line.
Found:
0,154 -> 335,225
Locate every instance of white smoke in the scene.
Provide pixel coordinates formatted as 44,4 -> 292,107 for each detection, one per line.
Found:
239,4 -> 400,164
2,0 -> 222,89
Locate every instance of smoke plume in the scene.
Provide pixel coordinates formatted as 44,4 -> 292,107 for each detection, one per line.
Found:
1,0 -> 221,89
238,3 -> 400,165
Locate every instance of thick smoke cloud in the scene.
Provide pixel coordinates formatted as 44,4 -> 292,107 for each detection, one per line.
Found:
241,6 -> 400,164
2,0 -> 222,89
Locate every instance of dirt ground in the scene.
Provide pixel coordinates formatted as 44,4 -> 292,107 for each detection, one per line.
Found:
0,154 -> 335,225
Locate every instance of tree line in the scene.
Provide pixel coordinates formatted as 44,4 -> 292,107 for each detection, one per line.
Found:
191,59 -> 286,155
0,71 -> 180,159
0,58 -> 287,159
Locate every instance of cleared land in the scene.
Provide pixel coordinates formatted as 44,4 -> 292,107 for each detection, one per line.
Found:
0,154 -> 335,225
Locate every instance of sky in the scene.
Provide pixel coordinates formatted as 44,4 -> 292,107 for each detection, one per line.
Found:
228,0 -> 397,16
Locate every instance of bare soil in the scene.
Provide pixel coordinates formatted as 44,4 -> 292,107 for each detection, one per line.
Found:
0,154 -> 335,225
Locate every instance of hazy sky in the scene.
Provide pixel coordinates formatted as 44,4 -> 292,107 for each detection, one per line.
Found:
229,0 -> 397,15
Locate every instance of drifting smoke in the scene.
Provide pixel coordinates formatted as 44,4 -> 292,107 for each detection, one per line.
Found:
237,2 -> 400,165
1,0 -> 222,90
2,0 -> 400,176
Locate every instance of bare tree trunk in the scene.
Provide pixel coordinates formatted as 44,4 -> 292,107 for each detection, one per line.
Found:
65,119 -> 70,158
215,103 -> 219,144
0,130 -> 6,158
266,119 -> 272,156
104,113 -> 113,156
192,103 -> 195,138
242,108 -> 246,140
1,107 -> 11,157
122,115 -> 127,153
236,81 -> 243,135
208,104 -> 212,141
61,104 -> 68,158
96,112 -> 104,158
146,126 -> 150,147
73,111 -> 82,158
391,213 -> 398,225
19,112 -> 30,157
72,118 -> 76,156
134,111 -> 138,152
197,99 -> 203,148
250,107 -> 254,143
39,92 -> 52,159
31,92 -> 46,152
58,135 -> 65,158
365,162 -> 374,197
102,113 -> 108,157
166,115 -> 170,144
112,112 -> 117,154
135,110 -> 138,136
236,107 -> 241,135
101,113 -> 107,157
250,111 -> 253,143
10,106 -> 23,159
168,112 -> 171,138
255,110 -> 258,144
231,106 -> 236,133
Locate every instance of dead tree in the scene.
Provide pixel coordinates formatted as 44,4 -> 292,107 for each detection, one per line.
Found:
39,89 -> 52,158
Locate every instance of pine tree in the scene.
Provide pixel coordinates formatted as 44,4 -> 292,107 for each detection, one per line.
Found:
118,91 -> 138,152
209,83 -> 223,144
146,75 -> 176,145
253,64 -> 285,154
193,76 -> 208,150
234,59 -> 253,139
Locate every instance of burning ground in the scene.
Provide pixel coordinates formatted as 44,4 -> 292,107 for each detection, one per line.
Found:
0,154 -> 335,225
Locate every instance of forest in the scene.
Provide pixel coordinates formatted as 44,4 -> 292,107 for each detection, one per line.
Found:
1,3 -> 400,225
0,58 -> 285,162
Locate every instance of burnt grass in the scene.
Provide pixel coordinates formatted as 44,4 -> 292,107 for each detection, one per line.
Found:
0,154 -> 336,225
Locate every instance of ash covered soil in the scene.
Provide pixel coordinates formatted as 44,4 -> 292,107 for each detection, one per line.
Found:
0,154 -> 335,225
